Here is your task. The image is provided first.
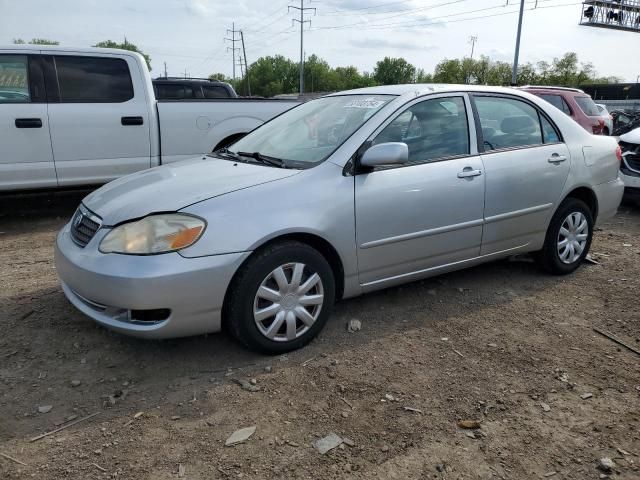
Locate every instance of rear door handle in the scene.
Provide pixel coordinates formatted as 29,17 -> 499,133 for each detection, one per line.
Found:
121,116 -> 144,126
15,118 -> 43,128
457,168 -> 483,178
548,154 -> 567,164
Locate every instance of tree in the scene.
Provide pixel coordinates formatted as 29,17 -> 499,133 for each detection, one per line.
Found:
237,55 -> 298,97
432,59 -> 464,84
93,40 -> 152,71
373,57 -> 416,85
415,68 -> 433,83
208,73 -> 231,82
334,66 -> 376,90
13,38 -> 59,45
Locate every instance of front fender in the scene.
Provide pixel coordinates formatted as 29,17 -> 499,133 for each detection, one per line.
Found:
178,162 -> 359,295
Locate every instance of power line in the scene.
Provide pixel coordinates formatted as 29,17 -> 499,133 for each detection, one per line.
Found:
321,0 -> 416,15
320,0 -> 469,17
311,0 -> 575,31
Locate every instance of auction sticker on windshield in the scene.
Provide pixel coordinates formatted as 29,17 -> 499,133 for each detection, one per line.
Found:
344,97 -> 387,109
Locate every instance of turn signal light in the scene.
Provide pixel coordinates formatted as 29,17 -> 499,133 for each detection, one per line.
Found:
168,226 -> 204,250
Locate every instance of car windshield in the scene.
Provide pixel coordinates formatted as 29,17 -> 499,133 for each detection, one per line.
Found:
574,96 -> 600,117
225,94 -> 394,168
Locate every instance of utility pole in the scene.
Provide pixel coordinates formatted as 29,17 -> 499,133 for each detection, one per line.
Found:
164,62 -> 168,78
468,35 -> 478,60
465,35 -> 478,85
240,30 -> 251,97
511,0 -> 526,86
225,22 -> 241,80
289,0 -> 316,95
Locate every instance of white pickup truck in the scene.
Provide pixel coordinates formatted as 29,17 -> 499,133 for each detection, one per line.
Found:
0,45 -> 298,191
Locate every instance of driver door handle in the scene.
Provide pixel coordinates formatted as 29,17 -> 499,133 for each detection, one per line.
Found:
457,168 -> 483,178
548,154 -> 567,164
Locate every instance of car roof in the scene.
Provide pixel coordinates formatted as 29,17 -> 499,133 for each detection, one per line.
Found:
326,84 -> 531,97
0,44 -> 140,57
154,78 -> 225,83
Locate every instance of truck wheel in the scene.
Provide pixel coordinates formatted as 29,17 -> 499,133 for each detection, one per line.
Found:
536,198 -> 593,275
225,241 -> 335,354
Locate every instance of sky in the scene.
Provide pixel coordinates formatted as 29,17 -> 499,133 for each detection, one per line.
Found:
1,0 -> 638,82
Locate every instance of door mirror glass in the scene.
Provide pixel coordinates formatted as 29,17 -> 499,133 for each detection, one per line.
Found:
360,142 -> 409,167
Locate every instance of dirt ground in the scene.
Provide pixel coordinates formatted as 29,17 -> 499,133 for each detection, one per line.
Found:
0,190 -> 639,480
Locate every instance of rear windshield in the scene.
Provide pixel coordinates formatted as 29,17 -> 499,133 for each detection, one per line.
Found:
574,96 -> 600,117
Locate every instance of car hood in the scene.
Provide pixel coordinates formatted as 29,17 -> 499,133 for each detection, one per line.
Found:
83,156 -> 300,226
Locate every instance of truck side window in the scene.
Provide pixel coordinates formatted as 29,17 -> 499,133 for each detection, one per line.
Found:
203,85 -> 230,99
54,56 -> 134,103
0,55 -> 30,103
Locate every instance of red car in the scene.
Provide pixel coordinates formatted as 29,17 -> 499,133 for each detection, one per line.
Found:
520,86 -> 605,135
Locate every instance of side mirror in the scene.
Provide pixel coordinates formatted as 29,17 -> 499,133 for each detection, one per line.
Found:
360,142 -> 409,167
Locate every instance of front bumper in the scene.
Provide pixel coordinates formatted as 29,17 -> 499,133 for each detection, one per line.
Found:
55,223 -> 250,339
620,170 -> 640,195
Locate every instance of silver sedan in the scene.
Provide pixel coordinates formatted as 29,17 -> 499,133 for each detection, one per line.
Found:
55,84 -> 624,353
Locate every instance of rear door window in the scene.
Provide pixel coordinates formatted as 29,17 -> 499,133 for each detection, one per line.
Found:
474,96 -> 544,151
55,56 -> 134,103
0,55 -> 30,103
538,94 -> 571,116
574,96 -> 600,117
203,85 -> 230,98
155,83 -> 195,99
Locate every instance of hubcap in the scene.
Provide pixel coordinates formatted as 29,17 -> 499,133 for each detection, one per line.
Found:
253,262 -> 324,342
557,211 -> 589,264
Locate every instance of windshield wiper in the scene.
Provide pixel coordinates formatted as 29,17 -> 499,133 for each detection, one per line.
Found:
211,147 -> 244,162
237,151 -> 287,168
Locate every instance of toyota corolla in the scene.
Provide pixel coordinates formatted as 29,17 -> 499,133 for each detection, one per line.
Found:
55,84 -> 624,353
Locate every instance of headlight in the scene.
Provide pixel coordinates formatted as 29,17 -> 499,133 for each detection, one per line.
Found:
99,214 -> 206,255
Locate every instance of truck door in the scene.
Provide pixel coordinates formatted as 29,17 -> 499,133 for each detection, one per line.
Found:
45,54 -> 151,186
0,53 -> 56,191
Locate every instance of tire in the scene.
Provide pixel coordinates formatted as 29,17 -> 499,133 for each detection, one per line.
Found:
225,241 -> 335,354
536,198 -> 594,275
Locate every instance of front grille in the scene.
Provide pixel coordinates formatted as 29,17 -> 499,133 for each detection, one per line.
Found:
70,206 -> 101,247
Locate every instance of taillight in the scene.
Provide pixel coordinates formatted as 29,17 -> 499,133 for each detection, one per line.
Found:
616,146 -> 622,162
593,120 -> 604,134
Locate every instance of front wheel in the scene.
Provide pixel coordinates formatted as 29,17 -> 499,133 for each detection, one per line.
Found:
536,198 -> 594,275
225,241 -> 335,354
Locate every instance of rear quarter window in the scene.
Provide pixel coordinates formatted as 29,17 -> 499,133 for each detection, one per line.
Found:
574,96 -> 600,117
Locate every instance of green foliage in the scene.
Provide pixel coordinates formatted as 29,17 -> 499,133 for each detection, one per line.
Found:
211,51 -> 619,97
13,38 -> 59,45
373,57 -> 416,85
431,52 -> 620,87
93,40 -> 152,71
208,73 -> 230,82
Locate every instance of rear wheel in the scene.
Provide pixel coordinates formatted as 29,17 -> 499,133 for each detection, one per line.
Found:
225,241 -> 335,354
536,198 -> 593,275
